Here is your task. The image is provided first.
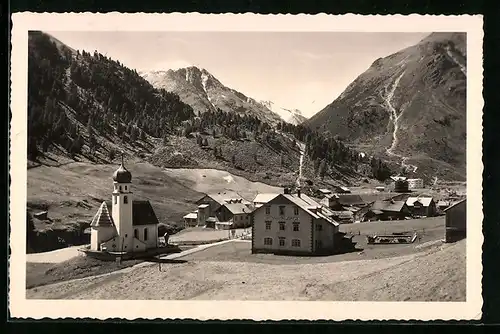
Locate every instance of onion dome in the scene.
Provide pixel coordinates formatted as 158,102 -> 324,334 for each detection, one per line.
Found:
112,154 -> 132,183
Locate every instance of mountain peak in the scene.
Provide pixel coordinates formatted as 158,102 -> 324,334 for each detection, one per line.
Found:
308,32 -> 466,181
141,67 -> 283,124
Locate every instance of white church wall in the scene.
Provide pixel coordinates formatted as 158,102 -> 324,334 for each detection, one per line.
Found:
91,226 -> 117,251
135,224 -> 158,249
133,237 -> 147,252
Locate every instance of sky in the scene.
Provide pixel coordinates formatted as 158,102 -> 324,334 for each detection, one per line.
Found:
48,31 -> 429,117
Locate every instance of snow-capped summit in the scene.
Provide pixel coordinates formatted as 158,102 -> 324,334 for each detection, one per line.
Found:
140,66 -> 283,124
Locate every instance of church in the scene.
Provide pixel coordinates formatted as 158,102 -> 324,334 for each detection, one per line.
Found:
89,157 -> 160,254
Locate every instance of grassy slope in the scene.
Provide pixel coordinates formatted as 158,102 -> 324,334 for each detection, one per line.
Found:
27,160 -> 284,230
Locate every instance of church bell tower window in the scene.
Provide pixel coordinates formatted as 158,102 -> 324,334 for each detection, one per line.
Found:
124,196 -> 128,204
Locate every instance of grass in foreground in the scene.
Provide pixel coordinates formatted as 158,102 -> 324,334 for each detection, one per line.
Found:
26,239 -> 466,301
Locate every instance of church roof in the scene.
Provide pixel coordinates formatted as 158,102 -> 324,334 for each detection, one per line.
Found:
104,200 -> 159,226
112,155 -> 132,183
90,202 -> 115,227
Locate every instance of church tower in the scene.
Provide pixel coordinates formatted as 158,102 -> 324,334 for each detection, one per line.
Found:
111,154 -> 134,252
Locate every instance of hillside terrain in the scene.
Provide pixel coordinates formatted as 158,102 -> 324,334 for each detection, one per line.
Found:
308,32 -> 467,182
26,238 -> 465,301
26,31 -> 399,252
141,67 -> 283,124
27,31 -> 391,188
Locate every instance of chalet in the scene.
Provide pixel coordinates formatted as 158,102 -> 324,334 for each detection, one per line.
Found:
318,188 -> 332,196
363,200 -> 411,221
183,212 -> 198,227
407,178 -> 424,189
251,188 -> 343,255
197,204 -> 210,226
216,201 -> 254,228
319,193 -> 340,209
406,197 -> 437,217
195,191 -> 249,216
334,186 -> 351,194
90,159 -> 159,254
444,198 -> 466,243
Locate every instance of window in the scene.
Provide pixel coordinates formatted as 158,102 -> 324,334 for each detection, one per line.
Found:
134,229 -> 138,239
279,237 -> 286,246
294,206 -> 299,215
264,237 -> 273,246
114,196 -> 117,204
265,206 -> 271,215
124,196 -> 128,204
279,206 -> 285,215
144,228 -> 148,241
125,234 -> 128,238
292,239 -> 301,247
315,240 -> 323,249
125,186 -> 127,191
265,221 -> 271,230
316,224 -> 323,231
293,222 -> 300,231
119,185 -> 122,191
279,222 -> 285,231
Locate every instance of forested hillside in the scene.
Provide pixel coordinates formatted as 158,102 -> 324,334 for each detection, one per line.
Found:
28,31 -> 194,162
27,31 -> 392,188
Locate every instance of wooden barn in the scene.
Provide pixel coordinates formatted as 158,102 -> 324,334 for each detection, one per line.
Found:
444,198 -> 466,243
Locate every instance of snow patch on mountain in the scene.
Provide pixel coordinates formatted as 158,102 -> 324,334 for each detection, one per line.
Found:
259,100 -> 308,125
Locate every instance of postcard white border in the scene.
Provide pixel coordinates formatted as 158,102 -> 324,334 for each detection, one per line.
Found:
10,13 -> 484,321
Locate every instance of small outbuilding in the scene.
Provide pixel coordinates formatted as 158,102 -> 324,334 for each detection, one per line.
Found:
444,198 -> 466,243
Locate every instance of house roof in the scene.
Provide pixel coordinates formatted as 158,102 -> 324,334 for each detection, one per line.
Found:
371,200 -> 407,213
198,204 -> 209,208
282,193 -> 339,226
318,188 -> 332,194
444,198 -> 466,212
206,217 -> 218,223
104,200 -> 159,226
337,193 -> 395,206
183,212 -> 198,219
198,191 -> 249,206
331,211 -> 354,219
90,202 -> 115,227
253,193 -> 279,203
223,202 -> 254,215
406,197 -> 434,207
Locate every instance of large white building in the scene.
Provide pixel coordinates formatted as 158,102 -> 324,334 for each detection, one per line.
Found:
251,188 -> 341,255
89,158 -> 159,253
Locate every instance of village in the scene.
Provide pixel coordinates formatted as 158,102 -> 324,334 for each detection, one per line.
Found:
25,158 -> 468,300
76,158 -> 466,261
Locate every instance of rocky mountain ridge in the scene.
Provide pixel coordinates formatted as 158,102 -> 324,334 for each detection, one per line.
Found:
308,32 -> 467,181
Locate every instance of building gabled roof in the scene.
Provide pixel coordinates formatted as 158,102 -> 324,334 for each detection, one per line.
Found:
444,198 -> 466,212
183,212 -> 198,219
282,193 -> 339,226
318,188 -> 332,194
90,202 -> 115,227
253,193 -> 279,204
336,193 -> 395,206
222,202 -> 254,215
371,200 -> 407,213
406,197 -> 434,207
198,191 -> 249,206
104,200 -> 159,226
